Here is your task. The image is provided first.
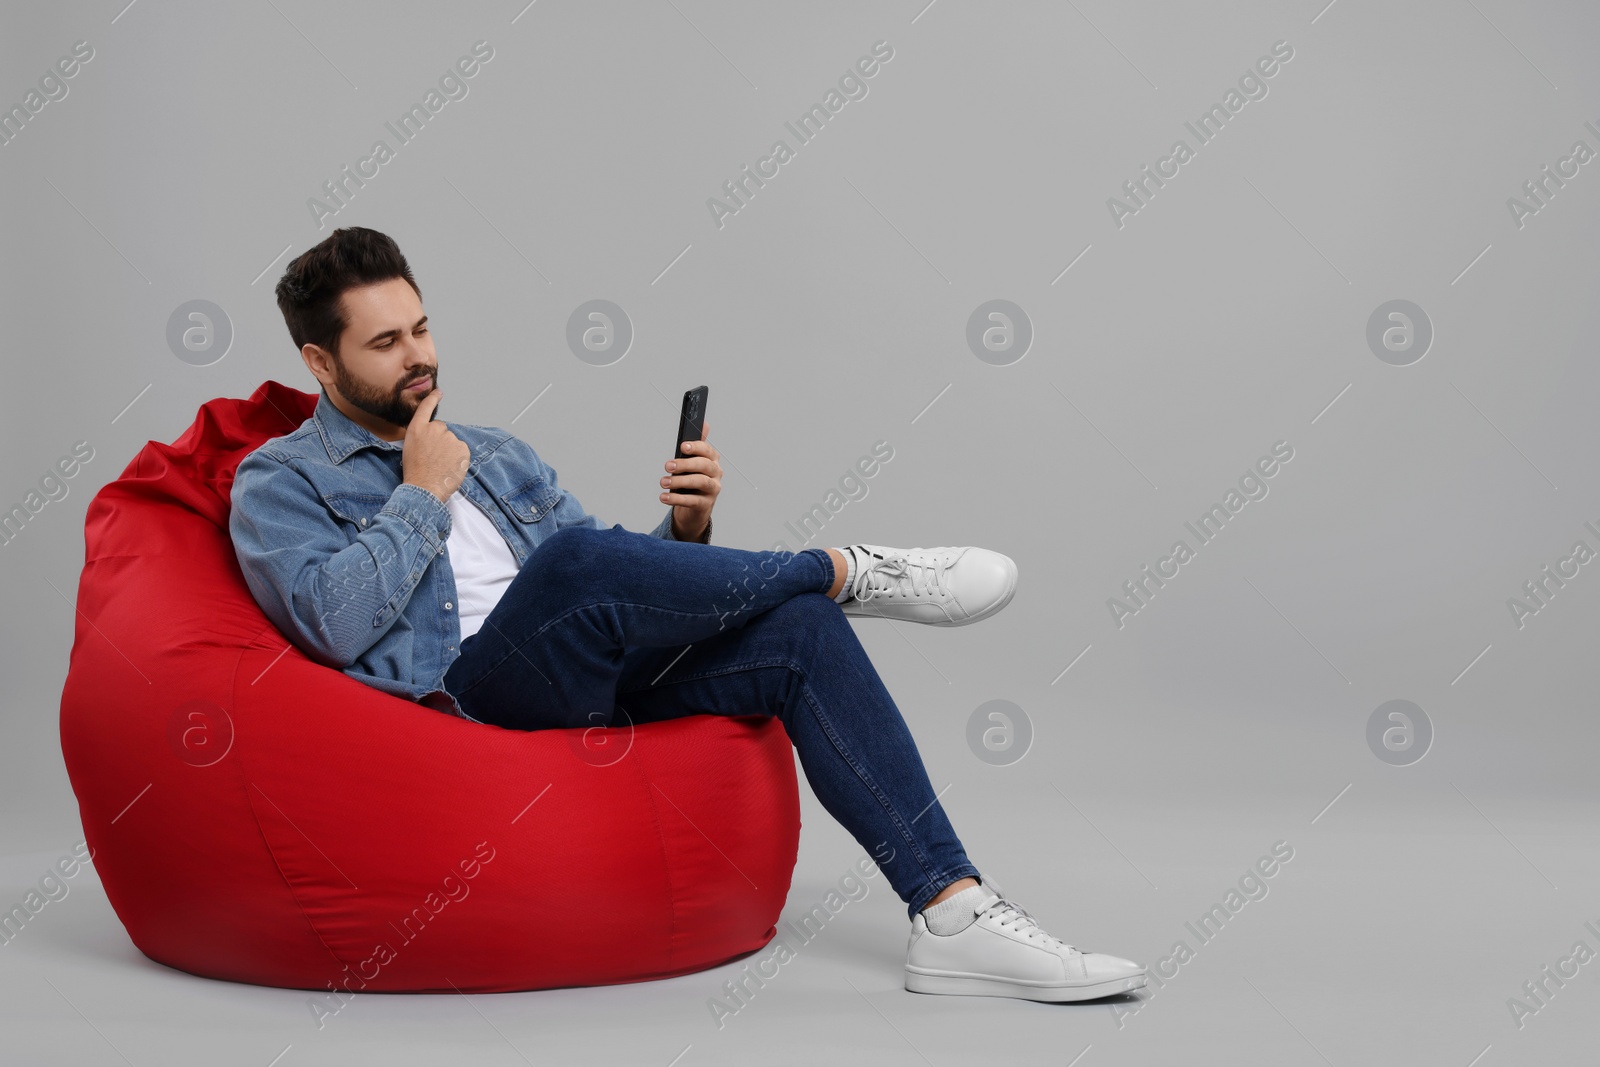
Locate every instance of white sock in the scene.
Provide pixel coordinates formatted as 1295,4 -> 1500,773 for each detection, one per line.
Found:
830,546 -> 860,603
921,881 -> 995,935
831,545 -> 887,603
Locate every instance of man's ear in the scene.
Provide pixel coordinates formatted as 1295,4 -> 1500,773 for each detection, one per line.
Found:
303,343 -> 334,390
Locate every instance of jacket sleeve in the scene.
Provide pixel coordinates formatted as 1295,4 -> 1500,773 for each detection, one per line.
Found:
508,437 -> 707,543
228,449 -> 453,668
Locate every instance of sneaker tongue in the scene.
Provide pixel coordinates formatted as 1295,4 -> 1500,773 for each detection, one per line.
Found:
983,896 -> 1023,921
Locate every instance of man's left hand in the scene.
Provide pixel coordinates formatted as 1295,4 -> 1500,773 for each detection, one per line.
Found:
662,421 -> 721,542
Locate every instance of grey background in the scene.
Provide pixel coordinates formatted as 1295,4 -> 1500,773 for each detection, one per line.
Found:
4,0 -> 1599,1063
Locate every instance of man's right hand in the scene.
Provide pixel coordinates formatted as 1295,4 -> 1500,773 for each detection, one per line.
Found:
403,389 -> 471,503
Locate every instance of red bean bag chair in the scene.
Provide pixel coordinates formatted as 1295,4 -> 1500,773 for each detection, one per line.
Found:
58,379 -> 801,995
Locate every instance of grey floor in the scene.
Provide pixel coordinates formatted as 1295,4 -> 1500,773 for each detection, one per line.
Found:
7,0 -> 1600,1063
7,696 -> 1598,1066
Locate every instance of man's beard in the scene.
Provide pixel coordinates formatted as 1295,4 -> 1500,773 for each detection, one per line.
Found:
332,357 -> 437,429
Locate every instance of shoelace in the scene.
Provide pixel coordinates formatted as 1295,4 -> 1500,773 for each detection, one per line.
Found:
977,895 -> 1079,953
850,549 -> 954,603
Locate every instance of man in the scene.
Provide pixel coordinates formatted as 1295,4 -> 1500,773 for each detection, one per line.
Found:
229,226 -> 1146,1003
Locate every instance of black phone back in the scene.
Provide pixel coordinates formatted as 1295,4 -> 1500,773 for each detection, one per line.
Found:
675,386 -> 708,461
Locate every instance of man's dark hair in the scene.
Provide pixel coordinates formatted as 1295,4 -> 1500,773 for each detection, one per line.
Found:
275,227 -> 421,362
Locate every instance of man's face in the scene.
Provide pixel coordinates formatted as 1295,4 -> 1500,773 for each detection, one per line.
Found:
317,277 -> 438,432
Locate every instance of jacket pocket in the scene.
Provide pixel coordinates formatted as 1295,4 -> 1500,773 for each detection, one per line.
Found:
320,490 -> 414,630
322,490 -> 392,531
499,476 -> 561,523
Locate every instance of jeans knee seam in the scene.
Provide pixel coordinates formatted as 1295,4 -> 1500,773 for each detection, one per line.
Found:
451,601 -> 724,698
797,678 -> 942,886
616,655 -> 794,694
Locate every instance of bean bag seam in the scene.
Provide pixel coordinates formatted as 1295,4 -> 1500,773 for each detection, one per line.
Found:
228,640 -> 357,983
635,756 -> 679,973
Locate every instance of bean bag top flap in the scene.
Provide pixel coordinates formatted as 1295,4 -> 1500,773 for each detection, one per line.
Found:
74,380 -> 317,657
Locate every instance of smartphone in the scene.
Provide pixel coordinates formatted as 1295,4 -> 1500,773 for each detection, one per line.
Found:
671,385 -> 709,496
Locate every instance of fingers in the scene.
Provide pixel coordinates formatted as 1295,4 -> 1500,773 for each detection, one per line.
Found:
662,463 -> 721,489
660,473 -> 716,492
668,440 -> 720,469
409,388 -> 441,427
662,436 -> 720,505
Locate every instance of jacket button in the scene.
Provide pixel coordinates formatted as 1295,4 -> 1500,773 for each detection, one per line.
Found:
359,517 -> 367,526
444,602 -> 453,611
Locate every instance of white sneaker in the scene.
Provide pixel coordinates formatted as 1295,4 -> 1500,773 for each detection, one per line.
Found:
839,545 -> 1017,627
905,879 -> 1146,1002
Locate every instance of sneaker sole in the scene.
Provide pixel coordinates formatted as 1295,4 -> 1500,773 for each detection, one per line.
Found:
842,554 -> 1019,628
905,967 -> 1146,1002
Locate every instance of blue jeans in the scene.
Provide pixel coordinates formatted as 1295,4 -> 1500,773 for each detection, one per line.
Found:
441,524 -> 981,918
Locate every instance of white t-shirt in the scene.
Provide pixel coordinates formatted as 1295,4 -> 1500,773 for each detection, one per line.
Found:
444,488 -> 521,642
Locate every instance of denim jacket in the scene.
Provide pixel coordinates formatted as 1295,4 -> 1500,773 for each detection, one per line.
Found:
228,388 -> 702,720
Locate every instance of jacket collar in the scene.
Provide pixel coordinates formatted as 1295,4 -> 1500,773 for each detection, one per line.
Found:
312,388 -> 406,465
